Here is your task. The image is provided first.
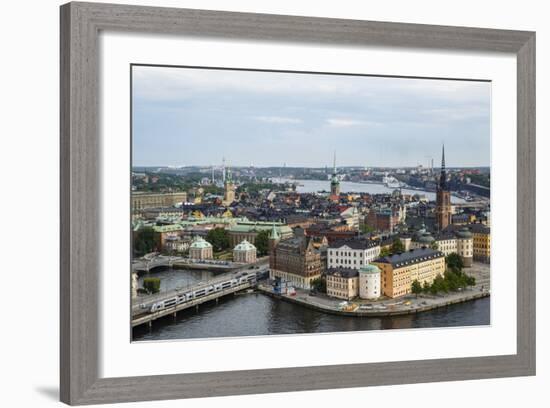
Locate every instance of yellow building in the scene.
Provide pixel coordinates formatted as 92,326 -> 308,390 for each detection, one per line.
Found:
325,268 -> 359,300
131,191 -> 187,211
470,224 -> 491,263
372,248 -> 445,298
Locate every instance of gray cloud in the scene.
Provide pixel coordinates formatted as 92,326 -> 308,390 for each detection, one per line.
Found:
132,66 -> 490,168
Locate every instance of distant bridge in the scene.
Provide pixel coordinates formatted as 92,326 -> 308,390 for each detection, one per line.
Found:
132,255 -> 266,273
453,200 -> 490,210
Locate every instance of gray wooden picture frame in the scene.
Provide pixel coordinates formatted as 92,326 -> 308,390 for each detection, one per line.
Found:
60,2 -> 536,405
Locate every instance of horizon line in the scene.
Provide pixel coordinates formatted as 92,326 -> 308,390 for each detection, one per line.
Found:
132,164 -> 491,169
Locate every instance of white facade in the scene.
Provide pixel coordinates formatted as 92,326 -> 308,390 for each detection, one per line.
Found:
188,236 -> 213,260
456,236 -> 474,265
327,243 -> 381,270
359,265 -> 381,299
434,237 -> 457,256
340,207 -> 359,229
410,231 -> 474,266
233,239 -> 257,263
131,272 -> 138,299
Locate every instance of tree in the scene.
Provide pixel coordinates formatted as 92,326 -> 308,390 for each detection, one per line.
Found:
380,247 -> 391,257
446,253 -> 464,272
133,227 -> 157,256
391,238 -> 405,254
423,281 -> 431,293
255,230 -> 270,256
143,277 -> 161,294
360,224 -> 375,234
445,269 -> 460,291
310,277 -> 327,293
206,228 -> 230,252
429,274 -> 446,295
411,280 -> 422,296
430,241 -> 439,250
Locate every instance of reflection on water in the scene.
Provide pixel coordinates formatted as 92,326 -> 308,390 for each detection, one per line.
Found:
132,291 -> 490,341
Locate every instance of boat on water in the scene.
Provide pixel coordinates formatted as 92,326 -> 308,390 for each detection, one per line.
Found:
382,175 -> 404,189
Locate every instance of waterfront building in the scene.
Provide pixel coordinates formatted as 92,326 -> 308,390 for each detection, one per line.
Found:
233,239 -> 257,263
435,145 -> 452,231
131,191 -> 188,211
358,264 -> 381,300
325,268 -> 359,300
150,224 -> 185,248
269,232 -> 322,290
131,272 -> 138,299
223,167 -> 236,206
372,248 -> 445,298
327,239 -> 381,270
188,236 -> 214,260
268,223 -> 280,269
163,236 -> 190,254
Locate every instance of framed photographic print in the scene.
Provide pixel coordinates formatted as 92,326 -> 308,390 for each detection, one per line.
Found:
60,2 -> 536,405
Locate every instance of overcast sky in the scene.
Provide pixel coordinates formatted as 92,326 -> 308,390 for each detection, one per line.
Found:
132,65 -> 491,168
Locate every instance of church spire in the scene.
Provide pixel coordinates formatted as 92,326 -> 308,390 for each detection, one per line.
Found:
269,222 -> 280,240
333,150 -> 337,175
439,144 -> 447,189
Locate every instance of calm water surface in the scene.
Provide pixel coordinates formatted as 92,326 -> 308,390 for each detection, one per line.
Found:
271,178 -> 466,203
133,269 -> 489,341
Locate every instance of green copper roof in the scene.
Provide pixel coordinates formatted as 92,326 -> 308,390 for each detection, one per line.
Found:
269,223 -> 280,240
456,227 -> 473,238
189,236 -> 213,249
234,239 -> 256,251
359,264 -> 381,274
152,224 -> 184,233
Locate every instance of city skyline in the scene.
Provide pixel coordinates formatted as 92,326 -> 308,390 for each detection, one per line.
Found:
132,65 -> 491,168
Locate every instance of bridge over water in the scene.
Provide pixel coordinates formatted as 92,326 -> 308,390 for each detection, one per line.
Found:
132,255 -> 263,273
131,264 -> 269,328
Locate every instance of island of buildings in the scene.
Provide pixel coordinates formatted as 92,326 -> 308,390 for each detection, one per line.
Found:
132,146 -> 490,306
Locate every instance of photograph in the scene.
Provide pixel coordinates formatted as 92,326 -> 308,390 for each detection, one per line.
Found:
130,65 -> 491,341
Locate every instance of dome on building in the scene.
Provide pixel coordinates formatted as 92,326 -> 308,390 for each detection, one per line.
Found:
417,232 -> 435,244
456,227 -> 473,239
189,236 -> 212,249
359,264 -> 381,274
415,223 -> 427,238
234,239 -> 256,251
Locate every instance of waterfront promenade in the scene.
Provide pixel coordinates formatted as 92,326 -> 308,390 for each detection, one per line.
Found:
258,262 -> 490,318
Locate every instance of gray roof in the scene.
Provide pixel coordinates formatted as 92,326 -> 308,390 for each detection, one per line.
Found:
373,248 -> 444,268
329,238 -> 379,250
325,267 -> 359,278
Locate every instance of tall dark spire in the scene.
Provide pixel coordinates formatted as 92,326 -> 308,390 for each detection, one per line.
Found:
439,144 -> 447,189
